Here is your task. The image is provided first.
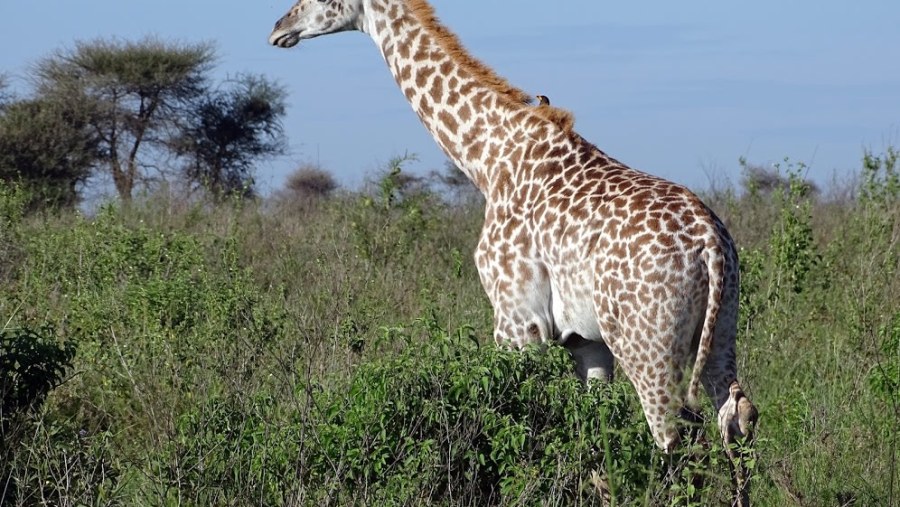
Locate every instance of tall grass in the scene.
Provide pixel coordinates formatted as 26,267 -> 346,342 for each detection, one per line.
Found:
1,150 -> 898,506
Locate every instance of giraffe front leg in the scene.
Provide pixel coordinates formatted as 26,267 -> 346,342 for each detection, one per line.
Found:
474,217 -> 557,351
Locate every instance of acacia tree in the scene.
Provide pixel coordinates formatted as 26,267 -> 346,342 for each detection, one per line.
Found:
169,74 -> 287,198
0,94 -> 99,210
34,38 -> 214,201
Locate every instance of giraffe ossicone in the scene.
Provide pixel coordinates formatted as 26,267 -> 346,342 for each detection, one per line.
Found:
269,0 -> 758,503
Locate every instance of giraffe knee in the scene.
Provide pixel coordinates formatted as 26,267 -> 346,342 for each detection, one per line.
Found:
493,316 -> 551,348
563,336 -> 615,383
584,366 -> 613,383
643,412 -> 682,453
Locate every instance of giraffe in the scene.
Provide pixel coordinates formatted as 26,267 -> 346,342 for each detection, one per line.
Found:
269,0 -> 758,503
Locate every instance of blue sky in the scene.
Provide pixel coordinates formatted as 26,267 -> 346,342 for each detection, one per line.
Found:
2,1 -> 899,193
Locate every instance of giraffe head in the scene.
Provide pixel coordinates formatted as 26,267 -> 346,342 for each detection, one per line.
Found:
269,0 -> 364,48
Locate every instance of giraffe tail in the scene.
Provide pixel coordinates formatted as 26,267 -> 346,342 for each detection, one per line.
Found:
686,244 -> 725,410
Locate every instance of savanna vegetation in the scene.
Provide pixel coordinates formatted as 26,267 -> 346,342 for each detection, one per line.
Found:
1,39 -> 899,507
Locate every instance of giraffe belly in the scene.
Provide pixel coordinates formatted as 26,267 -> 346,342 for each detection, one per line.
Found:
549,279 -> 602,344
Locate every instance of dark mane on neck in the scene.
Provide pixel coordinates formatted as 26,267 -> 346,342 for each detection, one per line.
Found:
404,0 -> 575,132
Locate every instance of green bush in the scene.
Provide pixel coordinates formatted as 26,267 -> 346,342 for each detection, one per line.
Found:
349,155 -> 441,265
0,325 -> 74,421
768,161 -> 819,295
1,325 -> 78,505
301,320 -> 660,505
146,392 -> 300,505
869,312 -> 900,403
4,419 -> 122,506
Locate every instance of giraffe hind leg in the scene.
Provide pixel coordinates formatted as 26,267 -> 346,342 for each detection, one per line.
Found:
717,380 -> 757,507
702,342 -> 758,506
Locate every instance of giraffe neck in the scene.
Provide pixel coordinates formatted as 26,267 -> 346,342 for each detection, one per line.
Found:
359,0 -> 573,195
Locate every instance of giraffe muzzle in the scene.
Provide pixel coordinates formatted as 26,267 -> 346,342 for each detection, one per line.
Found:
269,30 -> 301,48
269,15 -> 302,48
